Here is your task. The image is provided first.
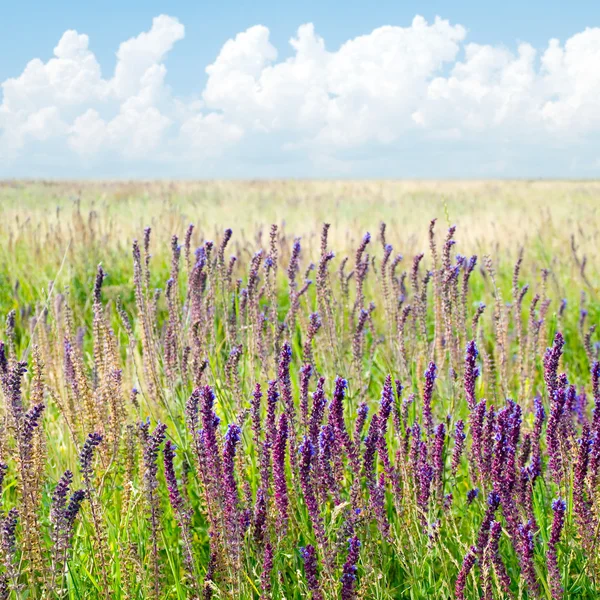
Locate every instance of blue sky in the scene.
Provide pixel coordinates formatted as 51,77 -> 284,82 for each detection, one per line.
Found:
1,1 -> 599,178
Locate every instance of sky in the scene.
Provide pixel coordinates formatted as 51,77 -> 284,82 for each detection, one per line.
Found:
1,1 -> 599,178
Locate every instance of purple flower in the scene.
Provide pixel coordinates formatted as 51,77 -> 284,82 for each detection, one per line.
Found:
529,397 -> 545,480
544,332 -> 565,401
432,423 -> 445,495
79,432 -> 103,482
517,521 -> 540,597
340,536 -> 361,600
329,377 -> 359,474
354,402 -> 369,449
464,340 -> 480,410
273,414 -> 289,530
451,420 -> 466,476
300,545 -> 323,600
422,362 -> 437,435
487,521 -> 511,595
261,542 -> 274,598
475,492 -> 500,555
298,437 -> 326,549
455,546 -> 477,600
467,488 -> 479,505
164,440 -> 186,515
548,499 -> 566,600
378,375 -> 394,436
299,364 -> 313,430
253,487 -> 267,545
251,383 -> 262,447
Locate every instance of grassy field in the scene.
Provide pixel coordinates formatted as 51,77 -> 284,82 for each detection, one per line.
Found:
0,180 -> 599,599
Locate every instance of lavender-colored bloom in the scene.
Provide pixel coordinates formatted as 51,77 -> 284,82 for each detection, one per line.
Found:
79,432 -> 103,481
300,545 -> 323,600
467,488 -> 479,504
318,425 -> 337,500
574,424 -> 593,539
378,375 -> 394,436
329,377 -> 359,473
548,499 -> 566,600
475,492 -> 500,555
422,362 -> 437,435
487,521 -> 511,595
451,420 -> 465,476
340,536 -> 361,600
455,546 -> 477,600
362,415 -> 380,485
298,437 -> 325,546
260,542 -> 274,598
547,386 -> 566,484
299,364 -> 313,430
354,403 -> 369,448
464,340 -> 480,410
432,423 -> 445,495
469,400 -> 486,479
266,380 -> 279,445
164,440 -> 186,515
309,377 -> 327,448
64,490 -> 86,533
273,414 -> 289,530
223,424 -> 242,549
250,383 -> 262,447
518,521 -> 540,597
544,332 -> 565,401
529,397 -> 545,480
200,386 -> 223,491
253,487 -> 267,545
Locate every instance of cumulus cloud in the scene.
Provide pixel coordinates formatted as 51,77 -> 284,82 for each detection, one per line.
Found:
1,14 -> 599,176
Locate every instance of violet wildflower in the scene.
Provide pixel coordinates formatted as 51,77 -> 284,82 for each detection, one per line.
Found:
518,521 -> 540,597
544,332 -> 565,401
464,340 -> 480,410
309,377 -> 327,448
253,487 -> 267,545
79,432 -> 103,484
300,545 -> 323,600
422,362 -> 437,435
547,499 -> 566,600
266,380 -> 279,445
432,423 -> 445,496
261,542 -> 273,599
475,492 -> 500,555
273,414 -> 289,530
486,521 -> 511,595
318,425 -> 337,501
455,546 -> 477,600
298,437 -> 325,547
299,364 -> 313,431
451,420 -> 465,476
329,377 -> 359,474
250,383 -> 262,447
529,397 -> 545,481
467,488 -> 479,505
354,403 -> 369,449
340,536 -> 361,600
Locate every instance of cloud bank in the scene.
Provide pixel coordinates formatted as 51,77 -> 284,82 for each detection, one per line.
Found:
1,14 -> 599,177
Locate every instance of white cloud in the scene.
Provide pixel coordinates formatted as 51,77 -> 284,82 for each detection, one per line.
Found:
1,14 -> 600,176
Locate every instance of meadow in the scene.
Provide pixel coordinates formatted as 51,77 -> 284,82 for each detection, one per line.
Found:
0,179 -> 599,599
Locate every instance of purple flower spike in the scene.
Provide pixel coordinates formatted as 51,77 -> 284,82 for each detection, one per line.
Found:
455,546 -> 477,600
422,362 -> 437,435
300,545 -> 323,600
340,536 -> 361,600
548,499 -> 566,600
464,340 -> 479,410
